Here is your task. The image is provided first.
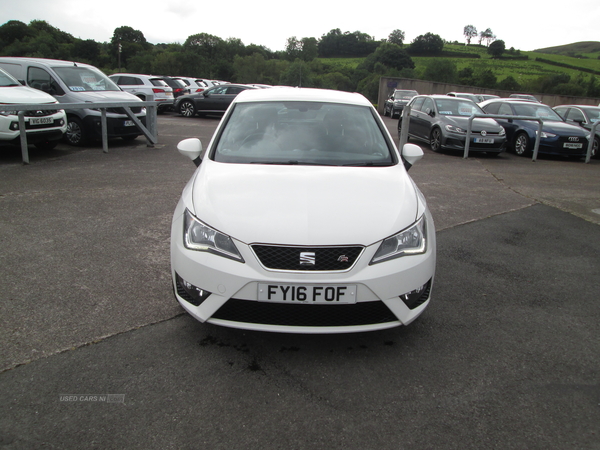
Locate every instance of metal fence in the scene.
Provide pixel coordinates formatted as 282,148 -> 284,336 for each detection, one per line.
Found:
398,105 -> 597,163
0,100 -> 158,164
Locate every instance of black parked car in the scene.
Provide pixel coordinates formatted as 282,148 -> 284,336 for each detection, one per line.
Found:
399,95 -> 506,154
479,99 -> 590,157
175,84 -> 258,117
383,89 -> 418,118
553,105 -> 599,158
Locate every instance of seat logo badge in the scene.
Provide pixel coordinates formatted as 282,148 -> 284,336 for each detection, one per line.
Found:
337,255 -> 349,263
299,252 -> 316,265
480,130 -> 487,136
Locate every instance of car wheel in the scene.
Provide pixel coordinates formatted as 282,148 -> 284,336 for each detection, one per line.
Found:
383,106 -> 388,117
179,101 -> 196,117
514,132 -> 530,156
592,137 -> 599,158
391,108 -> 398,119
430,128 -> 442,152
64,116 -> 87,146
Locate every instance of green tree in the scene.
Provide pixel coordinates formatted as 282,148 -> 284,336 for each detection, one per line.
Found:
474,69 -> 497,88
488,40 -> 505,58
463,25 -> 477,45
0,20 -> 30,45
458,67 -> 475,85
372,42 -> 414,71
387,29 -> 405,46
498,75 -> 521,91
408,33 -> 444,56
111,26 -> 149,68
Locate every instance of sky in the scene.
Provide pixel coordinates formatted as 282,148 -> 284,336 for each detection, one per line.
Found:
2,0 -> 599,52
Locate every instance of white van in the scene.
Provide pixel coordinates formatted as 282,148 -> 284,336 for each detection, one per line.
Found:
0,57 -> 146,146
0,66 -> 67,150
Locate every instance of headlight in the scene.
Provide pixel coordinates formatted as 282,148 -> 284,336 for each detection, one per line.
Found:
183,209 -> 244,262
536,130 -> 556,138
500,128 -> 506,136
370,216 -> 427,264
445,124 -> 466,134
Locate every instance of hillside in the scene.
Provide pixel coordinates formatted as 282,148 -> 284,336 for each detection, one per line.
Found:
533,41 -> 600,57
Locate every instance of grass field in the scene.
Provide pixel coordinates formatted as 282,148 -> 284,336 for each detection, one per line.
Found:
320,42 -> 600,86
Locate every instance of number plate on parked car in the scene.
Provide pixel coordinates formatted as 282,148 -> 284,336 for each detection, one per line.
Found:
564,143 -> 583,149
29,117 -> 53,126
258,283 -> 357,304
474,137 -> 494,144
124,120 -> 135,127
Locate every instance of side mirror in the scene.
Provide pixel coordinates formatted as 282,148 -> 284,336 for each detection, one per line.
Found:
426,108 -> 434,117
178,138 -> 203,167
401,143 -> 424,171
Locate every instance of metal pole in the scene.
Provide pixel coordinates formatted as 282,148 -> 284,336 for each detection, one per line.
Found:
101,108 -> 108,153
18,111 -> 29,165
531,121 -> 543,162
398,105 -> 411,150
585,121 -> 598,164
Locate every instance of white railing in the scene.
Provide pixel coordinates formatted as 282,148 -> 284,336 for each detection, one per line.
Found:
0,99 -> 158,164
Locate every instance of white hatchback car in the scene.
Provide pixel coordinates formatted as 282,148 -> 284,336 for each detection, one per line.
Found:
171,87 -> 436,333
109,73 -> 174,112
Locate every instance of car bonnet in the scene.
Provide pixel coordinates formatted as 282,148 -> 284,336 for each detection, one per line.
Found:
187,160 -> 420,247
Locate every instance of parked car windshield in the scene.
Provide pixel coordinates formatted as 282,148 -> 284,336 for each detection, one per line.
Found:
434,99 -> 482,116
580,106 -> 600,123
53,66 -> 121,92
512,103 -> 563,121
396,90 -> 418,99
0,68 -> 20,87
212,101 -> 396,166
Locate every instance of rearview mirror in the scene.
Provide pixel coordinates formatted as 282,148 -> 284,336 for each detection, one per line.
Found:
177,138 -> 203,166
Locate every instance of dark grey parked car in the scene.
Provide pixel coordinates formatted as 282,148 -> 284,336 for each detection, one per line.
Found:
175,84 -> 258,117
399,95 -> 506,154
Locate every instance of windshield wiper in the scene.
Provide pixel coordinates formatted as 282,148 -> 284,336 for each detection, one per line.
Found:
342,162 -> 394,167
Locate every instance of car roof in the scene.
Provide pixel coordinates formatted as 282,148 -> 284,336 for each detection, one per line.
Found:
233,87 -> 372,106
1,57 -> 96,69
554,104 -> 599,109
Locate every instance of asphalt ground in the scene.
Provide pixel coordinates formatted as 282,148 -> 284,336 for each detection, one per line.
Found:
1,113 -> 599,449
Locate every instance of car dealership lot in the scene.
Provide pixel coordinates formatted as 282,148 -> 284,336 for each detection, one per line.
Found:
1,113 -> 599,449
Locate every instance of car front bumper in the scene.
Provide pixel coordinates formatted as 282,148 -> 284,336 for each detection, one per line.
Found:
170,201 -> 437,334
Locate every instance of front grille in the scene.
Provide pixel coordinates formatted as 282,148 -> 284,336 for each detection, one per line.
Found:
211,299 -> 398,327
252,245 -> 363,272
24,110 -> 59,117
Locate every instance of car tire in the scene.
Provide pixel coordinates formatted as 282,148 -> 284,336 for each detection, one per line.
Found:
64,116 -> 87,146
391,108 -> 397,119
430,128 -> 442,152
383,106 -> 388,117
179,100 -> 196,118
592,136 -> 599,158
514,132 -> 530,156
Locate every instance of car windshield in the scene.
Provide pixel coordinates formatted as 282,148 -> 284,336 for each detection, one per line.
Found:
212,101 -> 396,166
580,107 -> 600,123
434,99 -> 482,116
53,66 -> 121,92
0,68 -> 20,87
396,90 -> 417,99
512,103 -> 563,121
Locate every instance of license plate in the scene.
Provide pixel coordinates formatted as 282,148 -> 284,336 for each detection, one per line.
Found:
29,117 -> 53,125
564,143 -> 583,149
258,283 -> 357,304
474,137 -> 494,144
124,120 -> 135,127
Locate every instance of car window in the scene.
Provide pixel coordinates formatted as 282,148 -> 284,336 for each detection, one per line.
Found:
150,79 -> 168,87
52,66 -> 120,92
27,67 -> 65,95
482,102 -> 500,114
512,103 -> 562,121
117,76 -> 139,85
497,103 -> 513,116
226,86 -> 245,95
212,101 -> 396,167
410,97 -> 425,112
422,98 -> 434,113
565,108 -> 585,123
0,68 -> 20,86
210,86 -> 229,95
434,99 -> 481,116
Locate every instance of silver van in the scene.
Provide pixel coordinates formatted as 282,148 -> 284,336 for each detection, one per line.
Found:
0,57 -> 146,145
